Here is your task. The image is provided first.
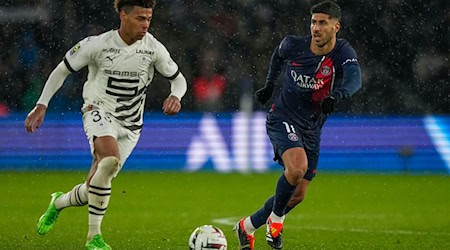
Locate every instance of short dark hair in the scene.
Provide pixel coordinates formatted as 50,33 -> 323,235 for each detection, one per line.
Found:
114,0 -> 156,13
310,1 -> 342,21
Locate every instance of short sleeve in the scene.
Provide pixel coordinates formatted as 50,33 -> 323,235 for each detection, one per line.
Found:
63,36 -> 97,72
154,40 -> 179,79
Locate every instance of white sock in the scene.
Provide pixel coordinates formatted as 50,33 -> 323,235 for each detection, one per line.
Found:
243,216 -> 257,235
87,156 -> 120,239
269,211 -> 285,223
55,183 -> 88,210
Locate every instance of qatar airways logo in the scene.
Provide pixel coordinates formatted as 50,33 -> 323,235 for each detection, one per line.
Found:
291,70 -> 324,90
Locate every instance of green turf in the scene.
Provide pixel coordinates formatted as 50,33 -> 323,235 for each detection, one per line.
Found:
0,171 -> 449,249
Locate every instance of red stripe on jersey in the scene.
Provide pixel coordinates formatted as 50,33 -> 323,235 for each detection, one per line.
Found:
312,57 -> 334,103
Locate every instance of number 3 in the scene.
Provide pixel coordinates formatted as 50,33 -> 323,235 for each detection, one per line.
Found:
91,110 -> 111,123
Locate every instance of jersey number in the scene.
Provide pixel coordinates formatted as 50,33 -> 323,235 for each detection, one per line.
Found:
91,110 -> 111,123
282,121 -> 296,134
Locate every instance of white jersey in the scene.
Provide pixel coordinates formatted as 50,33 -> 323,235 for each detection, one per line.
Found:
64,30 -> 180,132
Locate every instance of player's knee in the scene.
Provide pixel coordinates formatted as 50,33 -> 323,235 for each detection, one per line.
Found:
97,156 -> 120,176
286,164 -> 307,183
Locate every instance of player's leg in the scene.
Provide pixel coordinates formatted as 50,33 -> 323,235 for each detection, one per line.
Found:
271,147 -> 307,217
80,109 -> 120,250
245,178 -> 310,233
285,178 -> 310,213
86,135 -> 120,245
266,147 -> 307,249
85,121 -> 139,250
55,183 -> 89,209
285,140 -> 318,212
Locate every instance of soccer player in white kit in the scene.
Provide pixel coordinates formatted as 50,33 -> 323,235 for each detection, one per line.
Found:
24,1 -> 187,249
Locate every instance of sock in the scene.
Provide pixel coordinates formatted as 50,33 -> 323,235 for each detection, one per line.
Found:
242,217 -> 257,235
250,196 -> 275,230
269,211 -> 285,223
87,156 -> 120,239
55,183 -> 88,210
272,173 -> 296,217
285,205 -> 294,214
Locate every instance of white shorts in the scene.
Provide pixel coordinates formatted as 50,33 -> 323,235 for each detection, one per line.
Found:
82,109 -> 140,168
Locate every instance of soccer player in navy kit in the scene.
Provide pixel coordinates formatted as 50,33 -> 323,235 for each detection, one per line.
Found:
234,1 -> 362,249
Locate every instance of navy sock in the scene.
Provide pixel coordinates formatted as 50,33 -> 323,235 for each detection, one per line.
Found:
250,196 -> 275,229
285,205 -> 294,214
272,173 -> 296,217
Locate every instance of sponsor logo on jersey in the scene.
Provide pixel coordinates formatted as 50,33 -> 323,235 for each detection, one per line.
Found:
70,43 -> 81,55
288,133 -> 298,141
102,48 -> 121,54
291,70 -> 324,90
140,56 -> 151,64
136,49 -> 154,55
105,69 -> 143,77
104,55 -> 119,66
321,66 -> 331,76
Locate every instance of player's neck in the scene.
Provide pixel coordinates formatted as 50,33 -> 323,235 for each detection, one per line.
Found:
310,38 -> 336,55
118,29 -> 137,45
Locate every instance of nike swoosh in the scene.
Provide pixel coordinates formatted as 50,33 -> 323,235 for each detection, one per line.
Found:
292,61 -> 301,66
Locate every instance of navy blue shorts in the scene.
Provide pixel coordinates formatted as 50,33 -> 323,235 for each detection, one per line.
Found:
266,111 -> 321,181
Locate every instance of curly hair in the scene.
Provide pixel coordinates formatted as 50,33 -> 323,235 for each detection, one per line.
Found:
114,0 -> 156,13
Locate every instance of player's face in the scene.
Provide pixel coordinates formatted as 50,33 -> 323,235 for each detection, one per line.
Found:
310,13 -> 340,48
120,6 -> 153,43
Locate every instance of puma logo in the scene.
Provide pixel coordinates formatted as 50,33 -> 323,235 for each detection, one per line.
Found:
106,56 -> 116,63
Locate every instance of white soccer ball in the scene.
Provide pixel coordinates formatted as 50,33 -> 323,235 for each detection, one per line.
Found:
188,225 -> 227,250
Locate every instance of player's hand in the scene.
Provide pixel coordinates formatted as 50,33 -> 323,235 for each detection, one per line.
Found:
24,104 -> 47,133
321,96 -> 336,115
255,85 -> 274,105
162,95 -> 181,115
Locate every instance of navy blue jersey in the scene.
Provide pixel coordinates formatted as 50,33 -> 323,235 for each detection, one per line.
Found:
267,35 -> 361,131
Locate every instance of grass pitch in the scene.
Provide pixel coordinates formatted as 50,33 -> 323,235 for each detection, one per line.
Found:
0,171 -> 449,249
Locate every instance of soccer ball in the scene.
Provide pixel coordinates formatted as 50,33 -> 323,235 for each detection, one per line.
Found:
188,225 -> 227,250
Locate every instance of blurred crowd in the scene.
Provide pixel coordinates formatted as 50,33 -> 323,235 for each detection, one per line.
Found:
0,0 -> 448,115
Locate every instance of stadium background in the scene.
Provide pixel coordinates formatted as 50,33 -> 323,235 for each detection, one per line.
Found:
0,0 -> 448,173
1,1 -> 449,249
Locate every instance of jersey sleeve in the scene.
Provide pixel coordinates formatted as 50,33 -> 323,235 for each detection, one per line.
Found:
63,36 -> 97,73
264,36 -> 293,86
277,35 -> 296,59
333,42 -> 362,99
338,40 -> 359,67
154,40 -> 180,80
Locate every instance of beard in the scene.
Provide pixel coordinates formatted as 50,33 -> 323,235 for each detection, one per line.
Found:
313,33 -> 331,47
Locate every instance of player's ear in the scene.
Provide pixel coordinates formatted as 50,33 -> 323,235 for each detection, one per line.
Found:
335,21 -> 341,33
119,10 -> 127,22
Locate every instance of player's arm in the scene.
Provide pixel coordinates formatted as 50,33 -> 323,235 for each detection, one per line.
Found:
163,72 -> 187,115
25,62 -> 71,132
153,39 -> 187,115
255,46 -> 285,105
322,63 -> 362,115
333,63 -> 362,100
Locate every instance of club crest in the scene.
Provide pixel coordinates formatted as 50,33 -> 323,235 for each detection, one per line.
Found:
288,133 -> 298,141
321,66 -> 331,76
